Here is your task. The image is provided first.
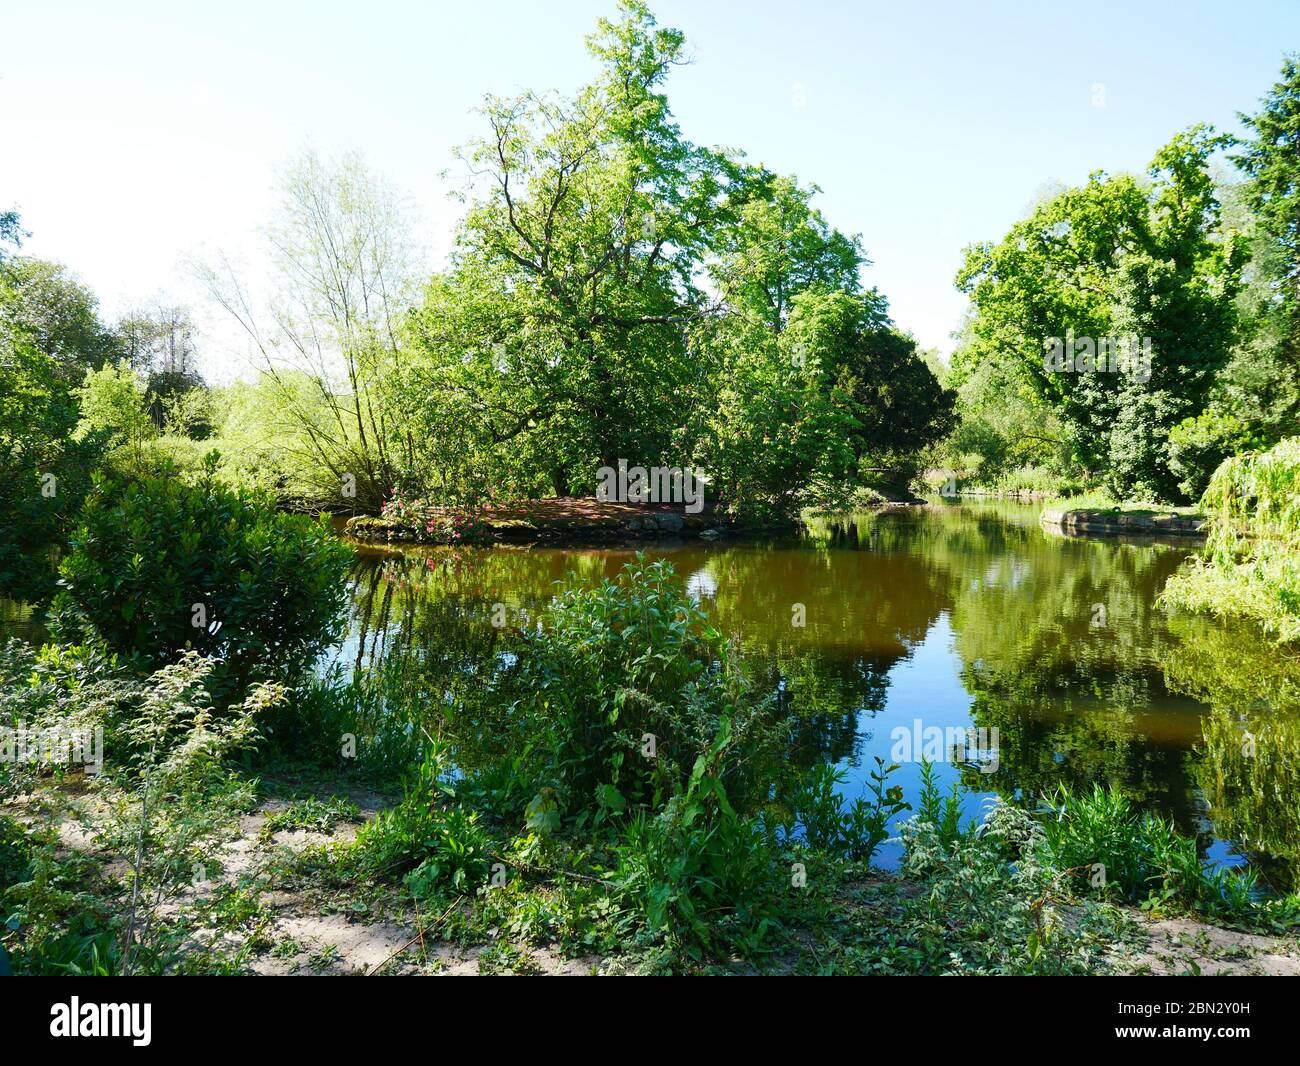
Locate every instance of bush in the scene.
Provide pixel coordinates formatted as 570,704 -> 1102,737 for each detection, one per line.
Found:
507,555 -> 785,822
355,743 -> 494,894
611,718 -> 783,955
53,456 -> 353,690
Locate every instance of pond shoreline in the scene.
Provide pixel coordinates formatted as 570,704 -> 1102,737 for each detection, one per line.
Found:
1040,506 -> 1207,543
341,496 -> 922,547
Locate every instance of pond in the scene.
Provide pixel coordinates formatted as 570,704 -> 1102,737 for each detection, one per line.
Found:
327,498 -> 1300,890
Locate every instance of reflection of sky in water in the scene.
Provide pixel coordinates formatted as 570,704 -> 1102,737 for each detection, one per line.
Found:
833,611 -> 996,870
312,501 -> 1300,887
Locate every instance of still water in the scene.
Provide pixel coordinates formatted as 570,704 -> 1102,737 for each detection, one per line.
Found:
330,499 -> 1300,889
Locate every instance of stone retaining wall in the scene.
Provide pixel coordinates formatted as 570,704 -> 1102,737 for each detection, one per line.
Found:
1040,508 -> 1206,539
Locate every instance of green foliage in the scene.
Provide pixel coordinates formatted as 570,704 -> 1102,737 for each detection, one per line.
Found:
941,326 -> 1080,490
254,664 -> 427,786
698,290 -> 955,516
509,555 -> 783,817
73,359 -> 157,474
99,653 -> 278,974
1162,436 -> 1300,641
355,743 -> 494,895
1167,409 -> 1262,500
53,460 -> 353,689
388,2 -> 949,512
778,759 -> 910,862
956,127 -> 1247,502
913,757 -> 972,846
0,647 -> 278,974
0,256 -> 119,383
1035,785 -> 1270,920
259,797 -> 361,839
1236,54 -> 1300,309
1,817 -> 118,976
878,801 -> 1137,975
611,717 -> 782,955
0,285 -> 102,603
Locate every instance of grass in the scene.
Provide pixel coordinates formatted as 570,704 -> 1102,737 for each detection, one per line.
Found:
1044,490 -> 1201,516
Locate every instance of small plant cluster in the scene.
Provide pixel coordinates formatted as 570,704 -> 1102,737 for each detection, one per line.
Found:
379,496 -> 492,545
0,646 -> 280,975
1035,784 -> 1300,926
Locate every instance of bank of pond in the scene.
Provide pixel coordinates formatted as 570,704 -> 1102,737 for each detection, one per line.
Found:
2,497 -> 1299,975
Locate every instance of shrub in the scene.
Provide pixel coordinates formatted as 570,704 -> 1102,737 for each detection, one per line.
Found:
378,495 -> 492,544
0,647 -> 279,974
612,718 -> 782,956
254,663 -> 426,786
508,555 -> 784,821
892,801 -> 1132,975
53,455 -> 353,690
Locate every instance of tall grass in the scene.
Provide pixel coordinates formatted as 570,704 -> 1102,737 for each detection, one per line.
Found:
1036,785 -> 1264,919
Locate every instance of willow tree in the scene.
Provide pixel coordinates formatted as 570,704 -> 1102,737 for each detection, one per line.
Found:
198,151 -> 418,510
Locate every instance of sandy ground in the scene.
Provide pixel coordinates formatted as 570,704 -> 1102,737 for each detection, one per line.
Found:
18,789 -> 1300,976
1120,916 -> 1300,976
209,795 -> 604,976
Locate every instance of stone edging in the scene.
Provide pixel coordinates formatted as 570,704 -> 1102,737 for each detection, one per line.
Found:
1040,508 -> 1206,538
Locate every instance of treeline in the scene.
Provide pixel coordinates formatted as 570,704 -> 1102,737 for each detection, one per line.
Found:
2,0 -> 957,584
939,55 -> 1300,504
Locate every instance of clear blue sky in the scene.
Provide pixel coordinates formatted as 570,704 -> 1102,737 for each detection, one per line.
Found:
3,0 -> 1296,375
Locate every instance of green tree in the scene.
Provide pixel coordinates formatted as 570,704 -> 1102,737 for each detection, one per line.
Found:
197,151 -> 418,510
0,222 -> 103,602
406,0 -> 741,499
957,127 -> 1246,501
1218,54 -> 1300,451
0,258 -> 119,384
74,360 -> 157,470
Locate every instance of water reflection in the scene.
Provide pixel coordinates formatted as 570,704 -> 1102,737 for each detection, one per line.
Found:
7,499 -> 1293,879
329,501 -> 1300,880
326,502 -> 1300,877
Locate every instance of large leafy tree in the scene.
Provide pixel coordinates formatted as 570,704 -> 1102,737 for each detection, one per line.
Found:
1237,54 -> 1300,305
407,1 -> 743,498
405,1 -> 951,513
0,257 -> 120,383
0,219 -> 103,602
1222,54 -> 1300,447
956,127 -> 1246,501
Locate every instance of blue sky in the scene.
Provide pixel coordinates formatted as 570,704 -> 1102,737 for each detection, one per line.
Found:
2,0 -> 1296,376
